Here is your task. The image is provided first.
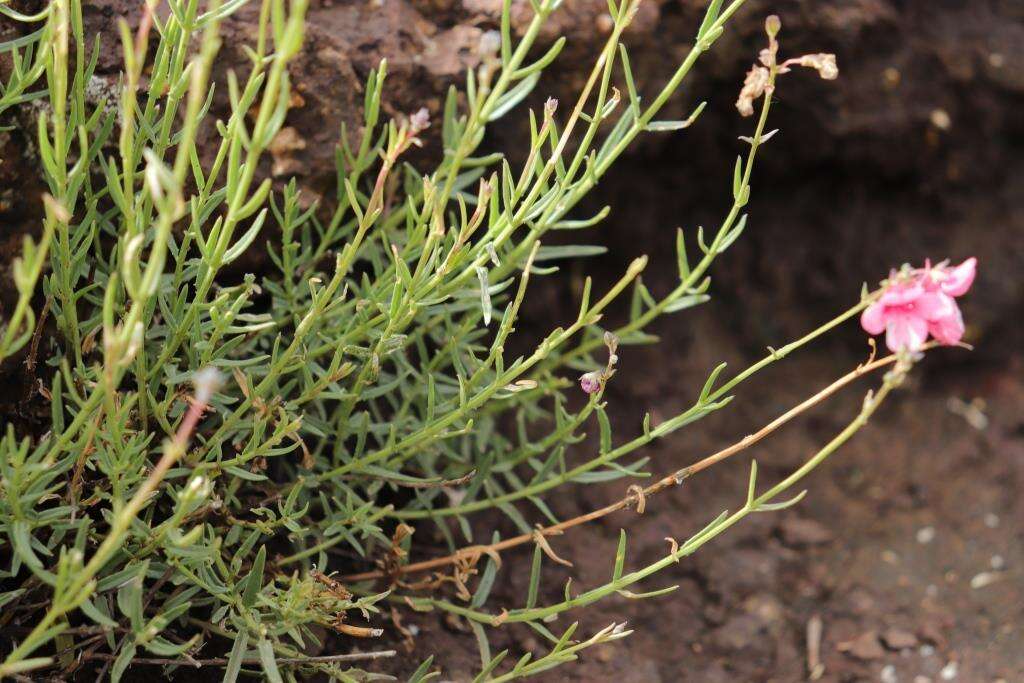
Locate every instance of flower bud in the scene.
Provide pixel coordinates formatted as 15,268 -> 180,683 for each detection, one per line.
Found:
579,371 -> 602,394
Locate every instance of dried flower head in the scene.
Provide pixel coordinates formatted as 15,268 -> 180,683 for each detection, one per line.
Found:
736,15 -> 838,116
783,53 -> 839,80
736,65 -> 770,117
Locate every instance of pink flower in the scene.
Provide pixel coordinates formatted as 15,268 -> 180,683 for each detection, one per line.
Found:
579,371 -> 602,394
921,257 -> 977,297
860,258 -> 976,352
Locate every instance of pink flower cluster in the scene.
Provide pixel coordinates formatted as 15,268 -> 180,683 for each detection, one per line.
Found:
861,258 -> 976,353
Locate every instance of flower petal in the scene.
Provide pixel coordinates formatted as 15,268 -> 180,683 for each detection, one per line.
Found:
928,304 -> 965,345
860,302 -> 887,335
879,281 -> 923,306
940,257 -> 977,297
885,312 -> 928,352
915,291 -> 956,322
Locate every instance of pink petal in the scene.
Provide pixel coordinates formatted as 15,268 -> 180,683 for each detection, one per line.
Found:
914,291 -> 956,322
885,313 -> 928,352
860,302 -> 887,335
928,305 -> 965,345
940,257 -> 976,297
879,281 -> 924,306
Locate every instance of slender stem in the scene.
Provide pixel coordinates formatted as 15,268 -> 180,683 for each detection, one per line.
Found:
397,358 -> 909,626
342,350 -> 902,582
83,651 -> 397,666
389,296 -> 876,521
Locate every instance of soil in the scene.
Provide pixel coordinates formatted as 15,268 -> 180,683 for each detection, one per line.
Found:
2,0 -> 1023,681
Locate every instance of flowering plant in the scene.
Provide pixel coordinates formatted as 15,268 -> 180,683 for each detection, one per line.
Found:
861,258 -> 976,352
0,0 -> 974,680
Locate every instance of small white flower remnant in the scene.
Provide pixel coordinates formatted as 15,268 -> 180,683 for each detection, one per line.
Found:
478,29 -> 501,58
786,53 -> 839,80
173,367 -> 223,448
193,366 -> 223,405
182,475 -> 212,504
544,96 -> 559,120
736,15 -> 839,117
409,107 -> 431,135
579,332 -> 619,395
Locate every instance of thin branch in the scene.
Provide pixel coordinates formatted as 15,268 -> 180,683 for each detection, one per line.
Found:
341,350 -> 906,582
83,650 -> 397,667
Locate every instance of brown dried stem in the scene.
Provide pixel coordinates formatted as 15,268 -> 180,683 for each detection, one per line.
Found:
83,651 -> 397,667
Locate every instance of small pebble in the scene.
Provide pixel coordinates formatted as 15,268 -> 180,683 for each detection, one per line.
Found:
916,526 -> 936,544
925,584 -> 939,598
839,631 -> 886,660
880,664 -> 898,683
920,645 -> 936,657
939,660 -> 958,680
883,66 -> 901,89
930,109 -> 952,131
984,513 -> 1000,528
970,571 -> 1002,589
990,554 -> 1005,570
882,628 -> 918,650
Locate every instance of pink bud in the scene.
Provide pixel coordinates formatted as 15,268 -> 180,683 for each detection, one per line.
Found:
579,371 -> 602,394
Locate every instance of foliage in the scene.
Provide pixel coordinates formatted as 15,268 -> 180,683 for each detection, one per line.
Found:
0,0 -> 910,680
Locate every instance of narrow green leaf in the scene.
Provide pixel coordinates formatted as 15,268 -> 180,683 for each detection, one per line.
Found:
526,544 -> 543,609
242,545 -> 266,608
612,529 -> 627,581
223,631 -> 249,683
257,639 -> 283,683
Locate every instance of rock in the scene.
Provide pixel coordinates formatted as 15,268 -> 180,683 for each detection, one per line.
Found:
838,631 -> 886,661
778,517 -> 835,546
919,621 -> 949,650
710,614 -> 764,651
848,588 -> 877,615
881,628 -> 919,650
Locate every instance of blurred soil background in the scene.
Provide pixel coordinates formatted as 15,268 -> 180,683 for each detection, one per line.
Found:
1,0 -> 1022,681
